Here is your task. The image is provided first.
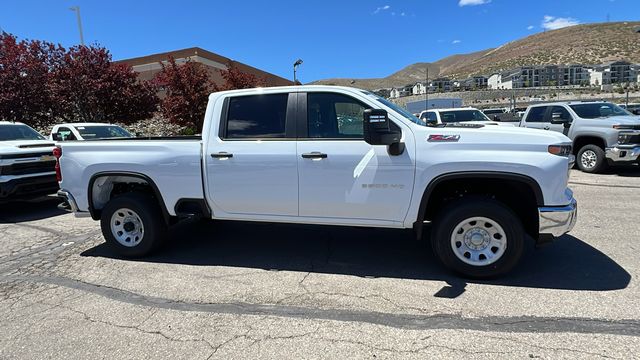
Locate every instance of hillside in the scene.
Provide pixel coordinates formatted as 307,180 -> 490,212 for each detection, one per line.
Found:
312,21 -> 640,90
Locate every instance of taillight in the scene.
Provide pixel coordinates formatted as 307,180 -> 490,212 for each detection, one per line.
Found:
53,147 -> 62,182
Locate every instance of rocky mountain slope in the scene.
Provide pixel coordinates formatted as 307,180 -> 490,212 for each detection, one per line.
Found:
313,21 -> 640,90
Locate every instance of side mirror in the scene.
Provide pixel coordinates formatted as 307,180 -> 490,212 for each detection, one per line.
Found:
550,112 -> 570,124
52,133 -> 62,141
363,109 -> 404,155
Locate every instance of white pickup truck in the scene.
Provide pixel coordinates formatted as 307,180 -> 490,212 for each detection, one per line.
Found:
1,122 -> 58,202
56,86 -> 577,278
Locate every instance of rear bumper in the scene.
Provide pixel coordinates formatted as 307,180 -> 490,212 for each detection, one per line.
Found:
57,189 -> 90,217
605,145 -> 640,162
538,197 -> 577,239
0,174 -> 58,201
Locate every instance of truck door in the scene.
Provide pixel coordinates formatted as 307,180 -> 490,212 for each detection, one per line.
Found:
547,106 -> 573,135
521,106 -> 549,130
205,92 -> 298,217
296,92 -> 414,225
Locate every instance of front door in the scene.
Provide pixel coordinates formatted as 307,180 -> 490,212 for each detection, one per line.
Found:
296,92 -> 414,225
205,92 -> 298,217
546,105 -> 573,135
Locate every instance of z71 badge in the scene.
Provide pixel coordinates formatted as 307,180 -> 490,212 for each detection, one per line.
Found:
428,134 -> 460,142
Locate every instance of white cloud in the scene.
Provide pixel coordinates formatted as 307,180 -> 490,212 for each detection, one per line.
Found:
541,15 -> 580,30
373,5 -> 390,14
458,0 -> 491,6
452,40 -> 462,44
527,25 -> 534,30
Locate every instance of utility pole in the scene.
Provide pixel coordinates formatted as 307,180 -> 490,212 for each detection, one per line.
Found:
425,67 -> 429,111
69,6 -> 85,45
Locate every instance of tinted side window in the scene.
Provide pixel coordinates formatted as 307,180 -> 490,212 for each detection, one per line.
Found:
550,106 -> 572,121
526,107 -> 548,123
225,94 -> 288,139
421,112 -> 438,122
58,127 -> 77,141
307,93 -> 370,138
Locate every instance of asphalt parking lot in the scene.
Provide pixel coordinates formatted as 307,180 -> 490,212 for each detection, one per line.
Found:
1,168 -> 639,359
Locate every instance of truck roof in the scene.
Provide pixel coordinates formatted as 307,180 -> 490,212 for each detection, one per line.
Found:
207,85 -> 375,99
0,121 -> 27,126
422,107 -> 478,113
528,101 -> 612,107
54,122 -> 117,127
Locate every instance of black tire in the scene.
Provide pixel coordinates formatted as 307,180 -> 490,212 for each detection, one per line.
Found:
576,144 -> 608,173
431,198 -> 524,279
100,192 -> 167,257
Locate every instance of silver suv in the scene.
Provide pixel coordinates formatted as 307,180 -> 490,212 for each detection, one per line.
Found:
520,101 -> 640,173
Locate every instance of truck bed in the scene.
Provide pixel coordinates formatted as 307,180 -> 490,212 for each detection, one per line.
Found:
58,139 -> 203,215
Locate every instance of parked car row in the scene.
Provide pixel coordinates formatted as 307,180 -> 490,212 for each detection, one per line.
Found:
0,122 -> 132,203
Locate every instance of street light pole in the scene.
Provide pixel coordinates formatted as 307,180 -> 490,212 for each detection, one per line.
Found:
293,59 -> 303,84
69,6 -> 85,46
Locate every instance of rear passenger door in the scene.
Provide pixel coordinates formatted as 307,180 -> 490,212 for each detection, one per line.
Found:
522,106 -> 549,130
205,92 -> 299,217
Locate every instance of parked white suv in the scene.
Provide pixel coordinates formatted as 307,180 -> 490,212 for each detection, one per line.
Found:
56,86 -> 577,278
419,108 -> 516,127
50,123 -> 133,141
520,101 -> 640,173
0,122 -> 58,201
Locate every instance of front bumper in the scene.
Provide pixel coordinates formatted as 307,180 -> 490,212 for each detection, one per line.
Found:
605,145 -> 640,162
0,174 -> 59,201
538,197 -> 578,239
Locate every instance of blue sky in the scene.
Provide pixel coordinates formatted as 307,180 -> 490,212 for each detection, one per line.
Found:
1,0 -> 638,82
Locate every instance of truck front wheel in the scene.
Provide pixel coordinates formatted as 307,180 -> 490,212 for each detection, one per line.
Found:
576,144 -> 608,173
100,193 -> 167,257
432,198 -> 524,279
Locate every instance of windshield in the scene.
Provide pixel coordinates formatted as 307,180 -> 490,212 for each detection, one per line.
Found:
569,103 -> 631,119
363,92 -> 423,125
439,110 -> 491,123
76,125 -> 132,139
483,109 -> 504,115
0,124 -> 46,141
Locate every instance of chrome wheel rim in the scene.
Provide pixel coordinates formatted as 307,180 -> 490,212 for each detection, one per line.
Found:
110,208 -> 144,247
450,216 -> 507,266
580,150 -> 597,169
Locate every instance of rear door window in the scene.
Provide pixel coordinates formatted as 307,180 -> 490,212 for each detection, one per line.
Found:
224,94 -> 289,139
525,106 -> 548,123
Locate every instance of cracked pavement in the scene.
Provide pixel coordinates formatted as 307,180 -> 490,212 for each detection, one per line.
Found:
1,168 -> 639,359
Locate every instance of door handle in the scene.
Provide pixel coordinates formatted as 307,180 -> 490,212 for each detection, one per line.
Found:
543,126 -> 550,130
211,152 -> 233,158
301,152 -> 327,159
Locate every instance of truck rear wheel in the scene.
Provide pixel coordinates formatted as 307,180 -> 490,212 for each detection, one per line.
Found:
431,198 -> 524,279
576,144 -> 608,173
100,193 -> 167,257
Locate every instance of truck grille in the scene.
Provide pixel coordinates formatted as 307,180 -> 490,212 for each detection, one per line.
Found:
0,160 -> 56,176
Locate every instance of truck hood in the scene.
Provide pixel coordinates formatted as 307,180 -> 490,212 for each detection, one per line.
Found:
604,115 -> 640,125
0,140 -> 56,155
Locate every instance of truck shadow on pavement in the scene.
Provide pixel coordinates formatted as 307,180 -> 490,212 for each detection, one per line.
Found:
82,219 -> 631,295
0,197 -> 65,223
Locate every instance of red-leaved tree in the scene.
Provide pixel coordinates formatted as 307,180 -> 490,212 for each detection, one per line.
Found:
215,62 -> 266,91
153,56 -> 215,132
0,33 -> 62,128
51,45 -> 158,124
0,33 -> 158,128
